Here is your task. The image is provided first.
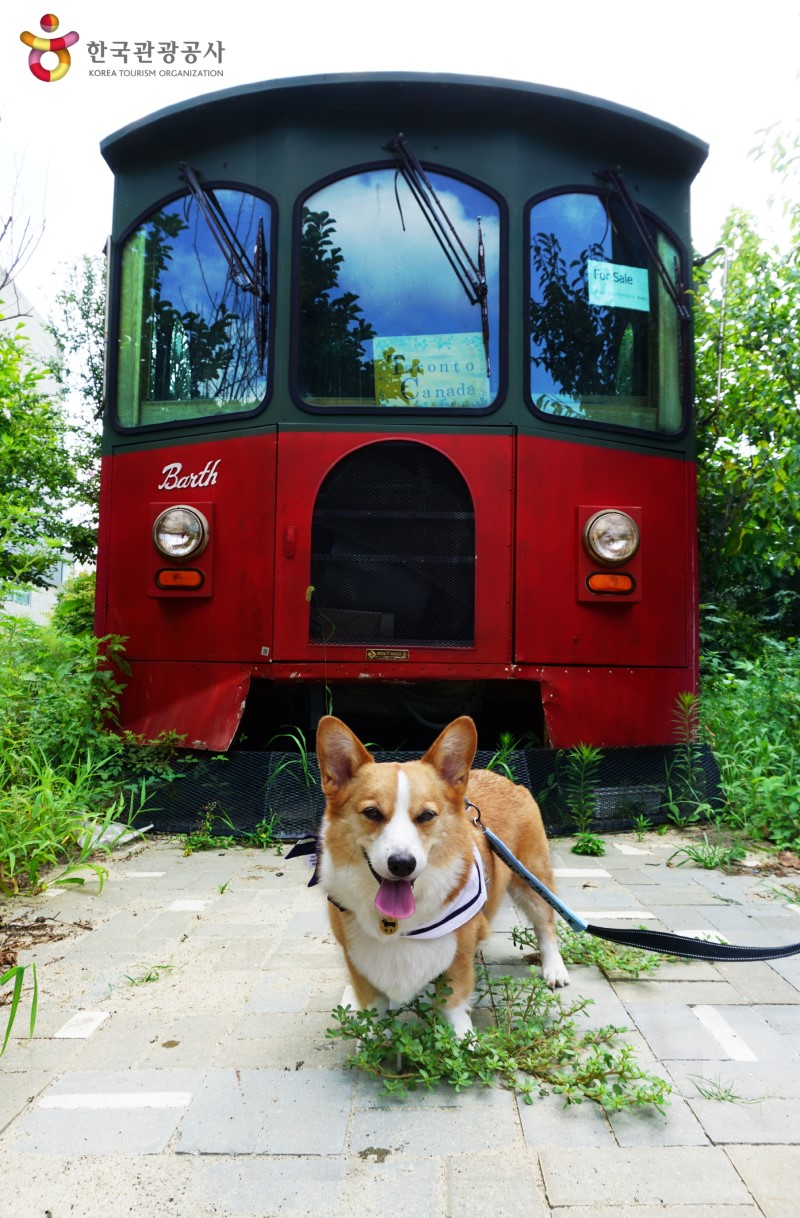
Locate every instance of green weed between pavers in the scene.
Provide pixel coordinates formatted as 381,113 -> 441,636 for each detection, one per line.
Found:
668,833 -> 748,872
180,806 -> 283,856
328,968 -> 670,1111
689,1075 -> 770,1105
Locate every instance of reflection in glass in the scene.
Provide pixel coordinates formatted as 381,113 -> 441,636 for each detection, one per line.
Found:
298,169 -> 500,408
528,193 -> 683,432
117,190 -> 271,426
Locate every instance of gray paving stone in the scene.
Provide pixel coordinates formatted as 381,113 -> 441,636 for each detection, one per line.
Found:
618,883 -> 729,906
717,960 -> 800,1003
517,1088 -> 613,1147
138,1015 -> 241,1068
338,1155 -> 444,1218
214,1012 -> 349,1069
667,1058 -> 800,1100
176,1068 -> 279,1153
198,1156 -> 347,1215
550,1208 -> 761,1218
607,1093 -> 709,1146
9,1104 -> 187,1155
689,1095 -> 800,1143
69,1012 -> 166,1069
703,1002 -> 800,1061
254,1068 -> 355,1154
726,1145 -> 800,1218
0,1151 -> 209,1218
350,1085 -> 519,1154
539,1145 -> 752,1207
7,1068 -> 203,1154
612,979 -> 749,1006
623,1003 -> 713,1060
0,1069 -> 53,1132
754,1003 -> 800,1034
447,1151 -> 550,1217
768,953 -> 800,988
244,973 -> 311,1012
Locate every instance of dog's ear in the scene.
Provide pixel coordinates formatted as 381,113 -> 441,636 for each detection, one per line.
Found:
316,716 -> 374,796
421,716 -> 478,792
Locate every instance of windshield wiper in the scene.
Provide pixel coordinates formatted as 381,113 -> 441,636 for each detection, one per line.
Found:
179,162 -> 269,370
593,166 -> 690,324
384,133 -> 491,375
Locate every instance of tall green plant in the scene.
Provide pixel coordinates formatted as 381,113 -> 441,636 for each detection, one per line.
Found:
559,742 -> 605,856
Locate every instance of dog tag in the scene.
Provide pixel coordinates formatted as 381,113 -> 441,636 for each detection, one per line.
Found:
380,917 -> 399,935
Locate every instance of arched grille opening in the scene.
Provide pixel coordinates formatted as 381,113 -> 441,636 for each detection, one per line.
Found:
309,441 -> 475,647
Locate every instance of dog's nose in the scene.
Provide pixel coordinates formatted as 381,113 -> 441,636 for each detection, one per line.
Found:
387,852 -> 416,878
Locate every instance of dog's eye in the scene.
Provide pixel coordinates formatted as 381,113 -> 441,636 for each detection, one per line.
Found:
415,809 -> 437,824
361,805 -> 384,822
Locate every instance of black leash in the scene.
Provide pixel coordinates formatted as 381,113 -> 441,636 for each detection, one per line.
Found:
466,801 -> 800,964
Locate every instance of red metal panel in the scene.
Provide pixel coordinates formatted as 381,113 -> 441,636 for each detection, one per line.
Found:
537,665 -> 697,748
272,429 -> 514,665
100,433 -> 277,662
117,661 -> 251,750
515,434 -> 696,669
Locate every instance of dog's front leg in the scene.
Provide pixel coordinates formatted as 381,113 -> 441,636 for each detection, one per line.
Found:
441,937 -> 480,1038
511,887 -> 569,988
341,964 -> 389,1017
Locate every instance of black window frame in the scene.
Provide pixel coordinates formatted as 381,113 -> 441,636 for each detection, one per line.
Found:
523,185 -> 692,441
108,180 -> 277,435
290,158 -> 508,418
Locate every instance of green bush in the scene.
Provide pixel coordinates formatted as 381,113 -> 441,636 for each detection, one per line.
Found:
0,613 -> 146,893
51,570 -> 97,637
703,637 -> 800,851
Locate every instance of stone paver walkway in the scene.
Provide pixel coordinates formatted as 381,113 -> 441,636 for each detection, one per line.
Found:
1,829 -> 799,1217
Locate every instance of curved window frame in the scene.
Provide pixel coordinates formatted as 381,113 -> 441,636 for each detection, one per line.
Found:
290,159 -> 508,417
108,180 -> 277,434
523,185 -> 692,441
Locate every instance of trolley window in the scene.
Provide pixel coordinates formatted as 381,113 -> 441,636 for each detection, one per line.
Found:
296,168 -> 500,410
116,188 -> 272,427
527,191 -> 684,433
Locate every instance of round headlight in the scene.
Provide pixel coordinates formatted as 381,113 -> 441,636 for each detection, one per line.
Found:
583,510 -> 639,566
152,506 -> 210,561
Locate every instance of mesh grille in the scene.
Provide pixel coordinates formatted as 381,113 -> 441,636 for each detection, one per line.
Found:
131,745 -> 722,841
310,440 -> 475,646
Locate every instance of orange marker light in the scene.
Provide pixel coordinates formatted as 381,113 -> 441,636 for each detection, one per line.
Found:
586,572 -> 635,595
155,568 -> 205,590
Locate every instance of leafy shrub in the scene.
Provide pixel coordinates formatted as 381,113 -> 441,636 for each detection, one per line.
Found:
51,570 -> 97,637
0,613 -> 158,892
703,636 -> 800,850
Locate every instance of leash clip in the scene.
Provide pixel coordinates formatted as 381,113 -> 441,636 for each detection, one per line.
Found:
465,798 -> 483,827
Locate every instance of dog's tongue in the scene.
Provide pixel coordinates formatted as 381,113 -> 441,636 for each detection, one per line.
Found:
374,878 -> 416,919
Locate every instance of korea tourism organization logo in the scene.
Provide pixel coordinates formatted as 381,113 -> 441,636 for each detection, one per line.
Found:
19,12 -> 225,83
20,12 -> 79,82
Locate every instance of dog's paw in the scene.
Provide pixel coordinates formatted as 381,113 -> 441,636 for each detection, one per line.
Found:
541,954 -> 569,990
445,1001 -> 475,1039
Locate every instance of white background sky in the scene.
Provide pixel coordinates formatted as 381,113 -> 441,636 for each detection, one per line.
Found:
1,0 -> 797,319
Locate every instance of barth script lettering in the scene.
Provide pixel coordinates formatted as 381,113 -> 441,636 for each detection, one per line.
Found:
158,459 -> 220,490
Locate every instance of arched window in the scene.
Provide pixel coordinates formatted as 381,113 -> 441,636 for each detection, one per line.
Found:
296,168 -> 501,411
527,190 -> 685,433
310,441 -> 475,647
116,187 -> 272,427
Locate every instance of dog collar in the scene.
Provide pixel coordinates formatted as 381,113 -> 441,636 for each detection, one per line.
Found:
401,844 -> 487,940
286,836 -> 488,938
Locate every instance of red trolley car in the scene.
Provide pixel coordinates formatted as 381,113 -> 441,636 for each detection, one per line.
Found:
96,73 -> 708,762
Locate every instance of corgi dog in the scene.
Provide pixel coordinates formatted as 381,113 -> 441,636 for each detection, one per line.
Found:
314,714 -> 568,1037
